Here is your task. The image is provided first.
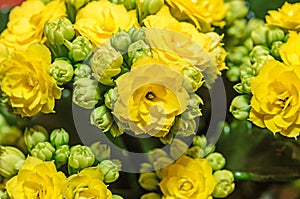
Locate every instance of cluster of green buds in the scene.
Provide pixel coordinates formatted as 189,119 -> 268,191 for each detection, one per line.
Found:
139,135 -> 235,198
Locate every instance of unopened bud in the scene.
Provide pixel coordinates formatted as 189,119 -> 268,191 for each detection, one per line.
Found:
110,30 -> 132,53
64,36 -> 93,63
50,128 -> 69,148
128,27 -> 146,42
230,95 -> 251,120
24,125 -> 48,152
212,170 -> 235,198
251,26 -> 268,46
170,139 -> 188,160
74,64 -> 91,81
54,145 -> 70,168
139,172 -> 159,191
98,160 -> 120,183
50,59 -> 74,85
141,192 -> 161,199
206,152 -> 226,171
0,146 -> 25,178
127,40 -> 151,64
90,105 -> 114,133
104,88 -> 118,109
31,141 -> 55,161
90,141 -> 111,162
68,145 -> 95,173
267,27 -> 285,46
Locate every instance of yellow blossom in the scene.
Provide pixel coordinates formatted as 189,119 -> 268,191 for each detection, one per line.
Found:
165,0 -> 226,31
75,0 -> 137,46
0,43 -> 62,117
113,64 -> 189,137
63,167 -> 112,199
6,156 -> 66,199
279,31 -> 300,65
266,2 -> 300,31
249,60 -> 300,138
160,155 -> 216,199
0,0 -> 66,52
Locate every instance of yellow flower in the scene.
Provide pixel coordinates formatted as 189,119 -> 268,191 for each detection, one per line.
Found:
0,43 -> 62,117
160,155 -> 216,199
266,2 -> 300,31
165,0 -> 226,31
75,0 -> 137,46
279,31 -> 300,66
113,64 -> 189,137
63,167 -> 112,199
6,156 -> 66,199
0,0 -> 66,51
0,43 -> 8,63
249,60 -> 300,138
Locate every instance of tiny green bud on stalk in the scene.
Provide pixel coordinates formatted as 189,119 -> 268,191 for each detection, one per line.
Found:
193,135 -> 207,148
31,142 -> 55,161
44,17 -> 75,45
212,170 -> 235,198
90,141 -> 111,162
267,27 -> 285,47
68,145 -> 95,173
206,152 -> 226,171
98,160 -> 120,183
73,78 -> 101,109
110,30 -> 132,53
0,190 -> 9,199
54,145 -> 70,168
141,192 -> 161,199
104,88 -> 118,109
249,45 -> 270,63
64,36 -> 93,63
0,146 -> 25,178
138,172 -> 159,191
226,66 -> 240,82
225,1 -> 248,25
230,95 -> 251,120
271,41 -> 284,60
251,26 -> 268,46
50,128 -> 69,148
90,105 -> 114,132
227,19 -> 246,38
50,59 -> 74,85
24,125 -> 48,152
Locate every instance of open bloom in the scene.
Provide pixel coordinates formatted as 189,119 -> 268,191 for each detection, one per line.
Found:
165,0 -> 226,31
160,155 -> 216,199
113,64 -> 189,137
266,2 -> 300,31
279,31 -> 300,66
75,0 -> 137,46
0,0 -> 66,51
6,156 -> 66,199
249,60 -> 300,138
0,43 -> 62,117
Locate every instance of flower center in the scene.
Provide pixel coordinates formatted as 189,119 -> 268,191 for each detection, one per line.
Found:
145,92 -> 156,100
275,91 -> 292,110
178,178 -> 194,191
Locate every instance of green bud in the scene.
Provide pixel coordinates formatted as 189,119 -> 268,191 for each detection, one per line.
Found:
44,17 -> 75,45
170,139 -> 188,160
0,126 -> 22,146
171,117 -> 197,137
0,146 -> 25,178
74,64 -> 91,81
124,0 -> 136,10
98,160 -> 120,183
90,141 -> 111,162
141,192 -> 161,199
137,0 -> 164,20
230,95 -> 251,120
153,156 -> 173,178
92,47 -> 123,86
245,18 -> 265,37
212,170 -> 235,198
193,135 -> 207,148
127,40 -> 151,64
182,94 -> 203,120
138,172 -> 159,191
109,122 -> 124,137
244,38 -> 254,51
0,114 -> 8,128
226,66 -> 240,82
50,128 -> 69,148
110,30 -> 132,53
249,45 -> 270,63
206,152 -> 226,171
64,36 -> 93,63
50,59 -> 74,85
140,162 -> 153,173
225,1 -> 249,25
66,0 -> 91,10
0,190 -> 9,199
227,19 -> 247,38
227,46 -> 249,64
73,78 -> 101,109
90,105 -> 114,132
185,145 -> 205,158
104,88 -> 118,109
252,55 -> 274,75
24,125 -> 48,152
204,144 -> 215,156
31,142 -> 55,161
68,145 -> 95,173
251,25 -> 268,46
148,148 -> 168,163
267,27 -> 285,47
112,195 -> 123,199
54,145 -> 70,168
182,67 -> 203,92
270,41 -> 284,60
128,27 -> 146,42
239,59 -> 253,79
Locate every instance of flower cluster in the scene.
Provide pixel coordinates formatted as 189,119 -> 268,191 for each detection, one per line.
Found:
225,1 -> 300,138
138,135 -> 235,199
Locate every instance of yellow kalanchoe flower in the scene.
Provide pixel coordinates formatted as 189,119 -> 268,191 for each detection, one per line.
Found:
6,156 -> 67,199
279,31 -> 300,65
266,2 -> 300,31
63,166 -> 112,199
0,0 -> 66,52
160,155 -> 216,199
0,43 -> 62,117
75,0 -> 137,46
165,0 -> 226,31
113,63 -> 189,137
249,60 -> 300,138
